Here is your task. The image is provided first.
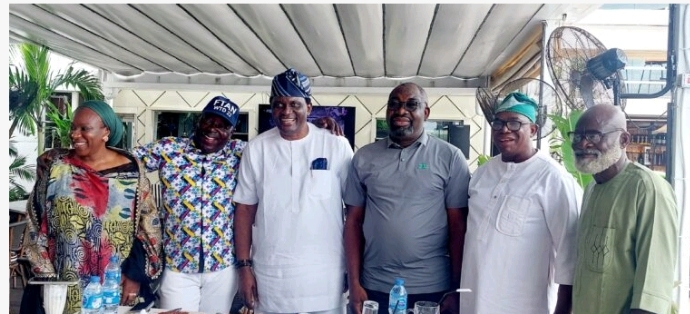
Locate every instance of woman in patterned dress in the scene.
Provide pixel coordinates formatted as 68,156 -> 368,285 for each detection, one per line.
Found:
21,100 -> 163,314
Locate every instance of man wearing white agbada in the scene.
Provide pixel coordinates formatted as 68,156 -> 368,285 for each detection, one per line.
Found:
459,92 -> 583,314
233,68 -> 353,314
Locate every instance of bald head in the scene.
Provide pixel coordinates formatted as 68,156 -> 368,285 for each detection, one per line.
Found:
390,82 -> 428,105
577,104 -> 627,131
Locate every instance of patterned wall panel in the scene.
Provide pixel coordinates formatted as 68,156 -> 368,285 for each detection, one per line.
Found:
113,89 -> 488,171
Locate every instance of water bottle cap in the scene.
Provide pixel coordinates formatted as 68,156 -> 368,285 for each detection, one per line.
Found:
395,278 -> 404,285
90,276 -> 100,282
109,255 -> 119,262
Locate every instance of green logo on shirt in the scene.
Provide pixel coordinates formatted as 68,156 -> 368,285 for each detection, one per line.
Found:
418,163 -> 428,170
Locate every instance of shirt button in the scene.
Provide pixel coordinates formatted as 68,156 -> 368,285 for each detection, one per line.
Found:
401,158 -> 405,161
493,196 -> 497,199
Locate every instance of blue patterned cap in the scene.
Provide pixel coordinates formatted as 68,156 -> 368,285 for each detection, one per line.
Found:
271,68 -> 312,101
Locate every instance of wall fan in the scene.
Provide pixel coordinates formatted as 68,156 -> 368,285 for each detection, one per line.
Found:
475,87 -> 496,123
545,26 -> 627,111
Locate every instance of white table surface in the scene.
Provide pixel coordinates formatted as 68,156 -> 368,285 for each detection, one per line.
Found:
9,200 -> 28,214
117,305 -> 204,314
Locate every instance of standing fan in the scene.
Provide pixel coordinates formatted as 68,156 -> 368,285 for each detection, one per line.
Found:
546,26 -> 627,111
495,78 -> 563,139
475,87 -> 497,123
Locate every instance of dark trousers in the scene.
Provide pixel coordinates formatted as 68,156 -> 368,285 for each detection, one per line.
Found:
363,288 -> 447,310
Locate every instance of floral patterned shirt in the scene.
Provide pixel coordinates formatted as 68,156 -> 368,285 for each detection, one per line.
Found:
133,137 -> 246,273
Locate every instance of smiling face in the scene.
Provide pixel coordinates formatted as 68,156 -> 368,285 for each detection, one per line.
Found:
572,110 -> 628,174
70,108 -> 109,158
194,113 -> 232,154
386,83 -> 429,146
271,96 -> 312,140
491,111 -> 538,162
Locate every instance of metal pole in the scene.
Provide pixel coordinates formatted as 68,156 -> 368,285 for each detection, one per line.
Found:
665,101 -> 674,183
537,20 -> 549,150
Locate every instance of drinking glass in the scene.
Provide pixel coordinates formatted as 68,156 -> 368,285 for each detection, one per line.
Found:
362,300 -> 379,314
407,301 -> 439,314
42,284 -> 68,314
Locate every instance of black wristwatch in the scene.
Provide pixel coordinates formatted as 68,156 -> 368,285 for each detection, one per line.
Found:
234,259 -> 253,269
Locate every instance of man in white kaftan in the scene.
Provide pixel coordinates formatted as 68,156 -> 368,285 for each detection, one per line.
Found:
459,92 -> 582,314
233,68 -> 353,314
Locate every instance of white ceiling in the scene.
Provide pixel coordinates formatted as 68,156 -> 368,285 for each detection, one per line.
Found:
9,3 -> 600,88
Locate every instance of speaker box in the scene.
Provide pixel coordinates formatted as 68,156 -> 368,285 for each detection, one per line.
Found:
448,123 -> 471,159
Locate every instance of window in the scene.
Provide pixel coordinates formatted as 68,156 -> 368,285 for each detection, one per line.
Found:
621,59 -> 668,95
154,111 -> 249,141
115,115 -> 134,150
375,119 -> 471,159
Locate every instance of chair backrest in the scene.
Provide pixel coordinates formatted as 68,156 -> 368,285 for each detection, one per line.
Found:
9,220 -> 28,253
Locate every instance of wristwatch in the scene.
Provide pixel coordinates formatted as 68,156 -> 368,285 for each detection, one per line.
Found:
234,259 -> 253,269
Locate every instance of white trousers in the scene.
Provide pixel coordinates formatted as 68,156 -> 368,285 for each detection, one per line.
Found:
159,266 -> 239,314
257,306 -> 346,314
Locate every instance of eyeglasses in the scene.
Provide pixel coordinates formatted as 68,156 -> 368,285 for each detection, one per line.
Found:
490,119 -> 529,131
387,99 -> 423,112
567,128 -> 624,144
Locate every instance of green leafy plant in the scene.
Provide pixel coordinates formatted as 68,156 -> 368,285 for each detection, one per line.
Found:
45,101 -> 75,148
549,110 -> 594,188
477,154 -> 491,167
9,139 -> 35,201
9,43 -> 103,154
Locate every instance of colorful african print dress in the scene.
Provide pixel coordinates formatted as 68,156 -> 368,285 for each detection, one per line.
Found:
24,149 -> 162,314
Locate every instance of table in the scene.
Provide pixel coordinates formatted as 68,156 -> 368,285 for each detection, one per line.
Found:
117,306 -> 204,314
10,200 -> 27,215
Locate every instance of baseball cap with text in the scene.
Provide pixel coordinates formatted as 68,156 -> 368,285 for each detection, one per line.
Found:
201,96 -> 240,127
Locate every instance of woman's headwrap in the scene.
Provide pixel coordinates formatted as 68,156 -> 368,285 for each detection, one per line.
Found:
79,100 -> 124,146
270,68 -> 312,102
495,92 -> 539,123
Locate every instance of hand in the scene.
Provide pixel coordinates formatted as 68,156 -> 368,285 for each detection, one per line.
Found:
239,267 -> 259,310
348,282 -> 368,314
314,117 -> 344,137
121,274 -> 140,306
439,291 -> 459,314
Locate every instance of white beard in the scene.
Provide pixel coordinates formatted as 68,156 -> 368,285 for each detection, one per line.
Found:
574,144 -> 623,174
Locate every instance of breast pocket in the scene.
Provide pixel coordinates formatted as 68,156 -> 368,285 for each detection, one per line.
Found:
495,195 -> 531,236
309,170 -> 333,199
583,226 -> 616,272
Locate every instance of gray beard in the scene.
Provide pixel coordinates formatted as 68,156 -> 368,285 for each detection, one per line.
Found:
575,144 -> 623,174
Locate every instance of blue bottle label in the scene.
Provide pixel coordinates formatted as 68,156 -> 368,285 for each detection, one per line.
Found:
83,294 -> 102,309
103,290 -> 120,305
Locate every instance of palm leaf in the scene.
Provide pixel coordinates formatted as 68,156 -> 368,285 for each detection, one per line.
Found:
45,101 -> 74,148
9,43 -> 103,152
548,110 -> 593,188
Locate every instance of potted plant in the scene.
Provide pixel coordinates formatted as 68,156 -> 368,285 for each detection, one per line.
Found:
9,43 -> 103,154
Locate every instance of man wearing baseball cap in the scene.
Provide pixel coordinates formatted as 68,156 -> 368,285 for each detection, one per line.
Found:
132,95 -> 246,314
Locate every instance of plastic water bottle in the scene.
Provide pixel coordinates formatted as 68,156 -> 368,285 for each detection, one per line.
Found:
104,255 -> 121,284
102,255 -> 121,314
388,278 -> 408,314
82,275 -> 103,314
